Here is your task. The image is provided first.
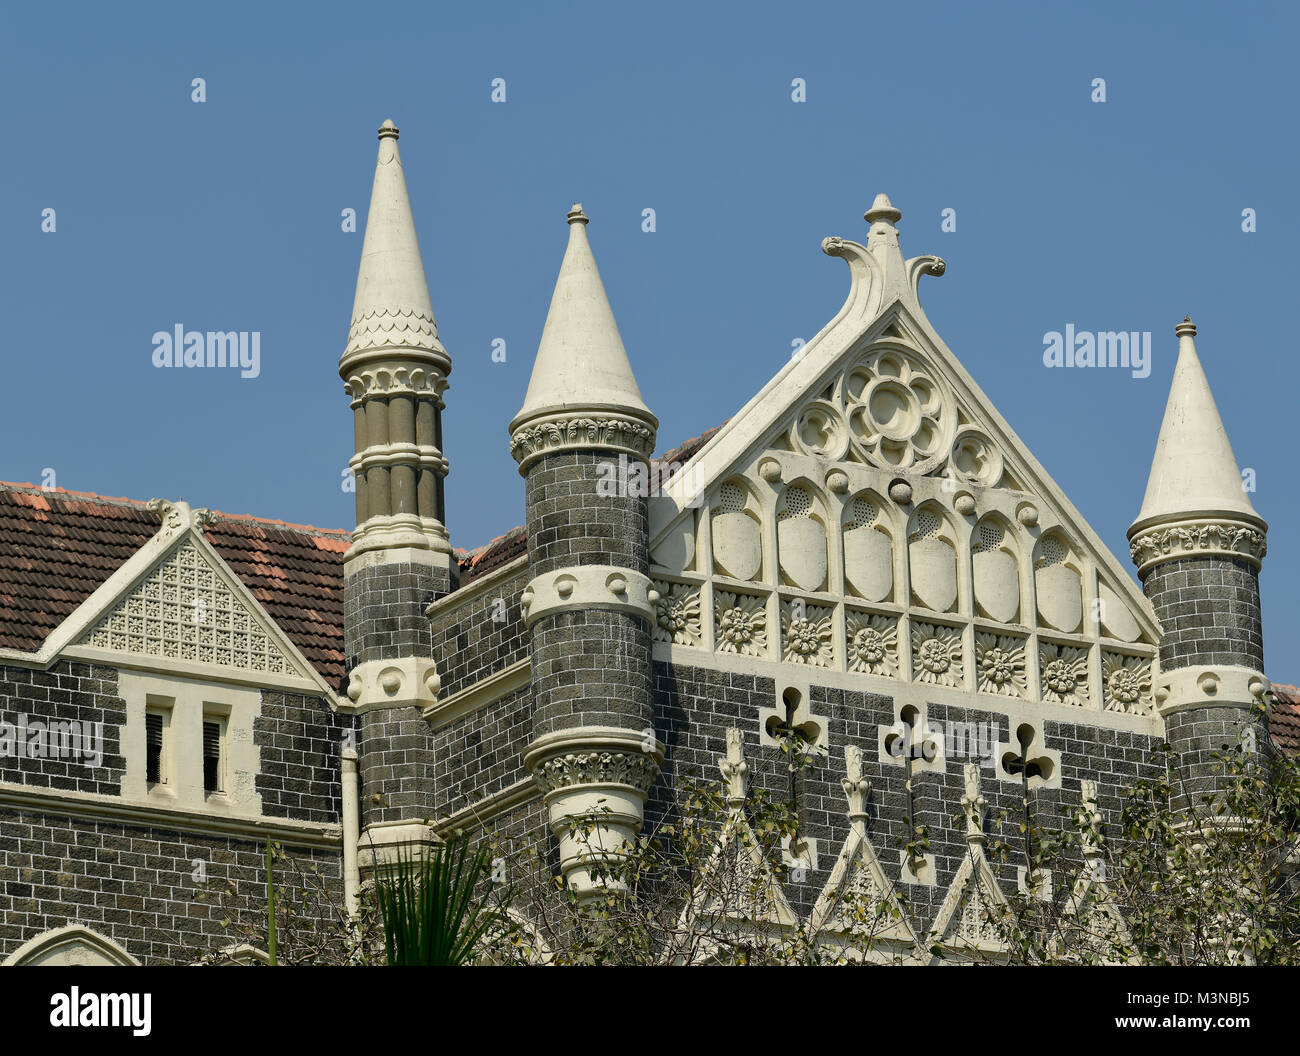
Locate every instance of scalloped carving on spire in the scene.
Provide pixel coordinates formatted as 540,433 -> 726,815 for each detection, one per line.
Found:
342,120 -> 450,372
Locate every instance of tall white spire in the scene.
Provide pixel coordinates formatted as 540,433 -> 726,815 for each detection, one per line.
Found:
1128,318 -> 1266,576
343,119 -> 448,369
509,204 -> 657,473
1131,318 -> 1261,531
340,120 -> 453,568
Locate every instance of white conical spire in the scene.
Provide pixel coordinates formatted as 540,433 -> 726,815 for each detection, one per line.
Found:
1130,318 -> 1263,532
342,119 -> 448,368
510,204 -> 656,434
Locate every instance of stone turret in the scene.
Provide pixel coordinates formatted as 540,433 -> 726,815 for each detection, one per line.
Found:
511,205 -> 663,897
340,120 -> 447,862
1128,318 -> 1271,802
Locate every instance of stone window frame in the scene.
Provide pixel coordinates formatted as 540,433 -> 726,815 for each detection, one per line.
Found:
120,670 -> 261,816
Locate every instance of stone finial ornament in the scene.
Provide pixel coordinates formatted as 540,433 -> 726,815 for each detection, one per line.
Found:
841,744 -> 871,822
720,728 -> 749,808
961,763 -> 986,845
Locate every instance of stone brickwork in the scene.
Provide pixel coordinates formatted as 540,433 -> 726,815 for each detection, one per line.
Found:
649,660 -> 1164,935
0,807 -> 342,965
429,563 -> 529,699
0,662 -> 124,795
344,561 -> 447,664
1142,556 -> 1263,671
524,451 -> 653,741
346,559 -> 444,829
255,691 -> 352,824
524,452 -> 648,577
431,686 -> 532,816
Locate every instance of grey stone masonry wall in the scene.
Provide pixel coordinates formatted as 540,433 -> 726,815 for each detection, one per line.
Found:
0,662 -> 124,795
524,450 -> 654,742
345,559 -> 445,830
0,808 -> 342,965
524,452 -> 647,577
1164,704 -> 1270,801
344,560 -> 449,663
429,564 -> 529,699
1142,556 -> 1264,671
255,691 -> 351,824
650,661 -> 1164,938
431,685 -> 532,816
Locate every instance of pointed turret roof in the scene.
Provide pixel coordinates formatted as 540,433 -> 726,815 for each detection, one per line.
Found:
1130,318 -> 1263,534
342,119 -> 448,371
510,204 -> 657,435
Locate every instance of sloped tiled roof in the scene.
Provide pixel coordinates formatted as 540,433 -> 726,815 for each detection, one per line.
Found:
455,425 -> 725,587
0,482 -> 349,690
1271,684 -> 1300,756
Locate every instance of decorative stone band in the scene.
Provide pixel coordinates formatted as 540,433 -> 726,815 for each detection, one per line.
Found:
344,364 -> 448,402
350,442 -> 449,478
346,514 -> 452,569
356,821 -> 438,874
342,306 -> 450,371
509,410 -> 656,475
1129,516 -> 1267,576
1153,664 -> 1272,719
343,656 -> 441,714
521,565 -> 656,628
523,726 -> 664,898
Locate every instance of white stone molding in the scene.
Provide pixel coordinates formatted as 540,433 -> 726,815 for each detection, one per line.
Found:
509,412 -> 657,474
419,658 -> 529,730
431,777 -> 540,837
1129,517 -> 1267,575
521,565 -> 656,627
0,781 -> 341,849
649,198 -> 1159,662
1152,664 -> 1272,719
119,670 -> 262,816
720,727 -> 748,806
343,656 -> 440,715
926,764 -> 1012,961
841,744 -> 870,821
346,514 -> 452,568
357,821 -> 439,874
523,726 -> 663,898
3,925 -> 141,966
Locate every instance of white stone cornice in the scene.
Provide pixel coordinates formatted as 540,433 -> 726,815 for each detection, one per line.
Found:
1128,515 -> 1267,575
342,656 -> 441,715
1153,664 -> 1271,718
509,410 -> 657,474
521,565 -> 656,627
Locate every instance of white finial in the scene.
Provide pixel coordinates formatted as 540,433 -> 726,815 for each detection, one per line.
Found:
961,763 -> 986,844
864,192 -> 902,225
842,744 -> 871,822
720,728 -> 749,808
1078,780 -> 1103,858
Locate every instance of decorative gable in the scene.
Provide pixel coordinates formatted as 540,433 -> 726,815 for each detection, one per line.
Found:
79,541 -> 304,677
649,196 -> 1159,723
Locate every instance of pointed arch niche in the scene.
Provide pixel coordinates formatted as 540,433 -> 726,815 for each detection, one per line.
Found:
4,925 -> 140,966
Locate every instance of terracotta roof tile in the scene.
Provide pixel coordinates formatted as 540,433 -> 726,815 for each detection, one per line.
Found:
1270,683 -> 1300,756
0,482 -> 348,691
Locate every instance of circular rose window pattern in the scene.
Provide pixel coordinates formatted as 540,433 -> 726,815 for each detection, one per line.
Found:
835,347 -> 955,474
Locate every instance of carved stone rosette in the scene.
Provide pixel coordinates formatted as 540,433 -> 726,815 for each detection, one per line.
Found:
1128,516 -> 1267,576
509,411 -> 656,474
523,726 -> 663,898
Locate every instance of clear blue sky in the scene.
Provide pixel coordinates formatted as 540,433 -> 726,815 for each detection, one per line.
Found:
1,1 -> 1295,675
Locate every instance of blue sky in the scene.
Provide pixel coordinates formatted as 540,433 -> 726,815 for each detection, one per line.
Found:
1,1 -> 1295,673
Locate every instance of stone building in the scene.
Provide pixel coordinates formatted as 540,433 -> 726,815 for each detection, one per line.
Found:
0,120 -> 1293,965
